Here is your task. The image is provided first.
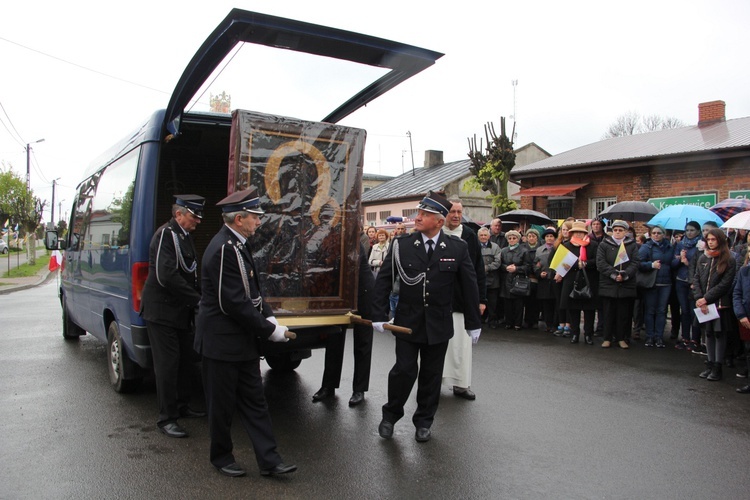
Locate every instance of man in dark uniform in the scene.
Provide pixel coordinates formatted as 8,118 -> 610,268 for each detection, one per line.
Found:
195,188 -> 297,478
371,192 -> 482,443
141,194 -> 206,438
311,243 -> 374,406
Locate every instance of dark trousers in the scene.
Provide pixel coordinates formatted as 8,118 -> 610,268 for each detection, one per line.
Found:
382,338 -> 449,429
675,280 -> 701,343
523,284 -> 540,326
539,299 -> 556,330
643,285 -> 672,341
485,287 -> 500,323
602,297 -> 634,342
568,309 -> 595,336
321,324 -> 374,392
668,283 -> 681,336
145,321 -> 194,426
202,357 -> 282,470
504,297 -> 524,327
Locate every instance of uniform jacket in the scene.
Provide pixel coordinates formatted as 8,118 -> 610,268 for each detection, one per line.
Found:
194,225 -> 276,361
372,230 -> 481,345
499,245 -> 531,298
141,218 -> 201,329
596,236 -> 640,298
692,252 -> 737,309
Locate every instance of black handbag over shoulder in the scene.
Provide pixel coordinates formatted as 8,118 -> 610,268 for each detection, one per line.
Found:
569,269 -> 592,300
510,274 -> 531,296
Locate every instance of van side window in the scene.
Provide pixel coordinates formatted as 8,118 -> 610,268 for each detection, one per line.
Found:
87,149 -> 139,251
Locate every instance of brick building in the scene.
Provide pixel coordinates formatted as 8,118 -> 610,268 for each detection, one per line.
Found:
510,101 -> 750,221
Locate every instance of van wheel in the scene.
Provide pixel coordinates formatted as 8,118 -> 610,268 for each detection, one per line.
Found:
107,321 -> 141,393
62,294 -> 85,340
264,353 -> 302,372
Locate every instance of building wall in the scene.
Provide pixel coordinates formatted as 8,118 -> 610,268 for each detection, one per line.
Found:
519,155 -> 750,220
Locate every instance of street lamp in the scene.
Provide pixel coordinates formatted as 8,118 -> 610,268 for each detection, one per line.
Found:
26,138 -> 45,193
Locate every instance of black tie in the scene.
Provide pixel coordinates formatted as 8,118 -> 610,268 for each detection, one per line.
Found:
426,239 -> 434,260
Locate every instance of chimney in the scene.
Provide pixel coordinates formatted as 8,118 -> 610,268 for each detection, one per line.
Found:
424,150 -> 444,168
698,100 -> 726,126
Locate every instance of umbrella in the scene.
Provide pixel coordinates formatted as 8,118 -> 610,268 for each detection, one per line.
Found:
498,209 -> 554,226
720,210 -> 750,230
647,204 -> 724,230
598,201 -> 658,222
709,198 -> 750,221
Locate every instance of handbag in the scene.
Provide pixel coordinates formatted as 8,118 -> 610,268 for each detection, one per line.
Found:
636,268 -> 657,289
569,269 -> 592,300
510,274 -> 531,296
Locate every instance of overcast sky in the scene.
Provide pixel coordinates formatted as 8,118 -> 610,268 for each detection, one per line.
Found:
2,0 -> 749,223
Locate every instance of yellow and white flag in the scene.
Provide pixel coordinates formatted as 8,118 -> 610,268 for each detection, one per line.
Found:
614,241 -> 629,267
550,245 -> 578,277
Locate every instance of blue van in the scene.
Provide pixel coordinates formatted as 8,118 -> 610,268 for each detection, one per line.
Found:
45,9 -> 442,392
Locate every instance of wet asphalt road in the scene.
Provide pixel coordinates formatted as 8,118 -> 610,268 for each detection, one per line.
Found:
2,281 -> 750,499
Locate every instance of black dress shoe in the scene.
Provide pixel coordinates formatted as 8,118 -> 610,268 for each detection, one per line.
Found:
312,387 -> 334,402
415,427 -> 431,442
584,335 -> 594,345
570,335 -> 579,344
159,422 -> 188,438
180,407 -> 207,418
348,391 -> 364,406
217,463 -> 246,477
260,463 -> 297,476
736,385 -> 750,394
378,419 -> 394,439
453,387 -> 476,400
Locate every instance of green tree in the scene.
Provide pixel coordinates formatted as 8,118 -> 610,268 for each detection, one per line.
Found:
466,117 -> 518,216
0,164 -> 46,263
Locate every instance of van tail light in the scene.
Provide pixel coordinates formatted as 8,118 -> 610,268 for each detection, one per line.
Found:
132,262 -> 149,313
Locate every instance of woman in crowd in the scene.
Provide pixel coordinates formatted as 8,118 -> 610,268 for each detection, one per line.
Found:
693,228 -> 737,381
733,250 -> 750,393
500,230 -> 531,330
523,228 -> 541,329
638,224 -> 674,348
534,228 -> 558,333
368,229 -> 390,277
361,226 -> 378,250
553,221 -> 573,336
671,221 -> 703,351
596,220 -> 640,349
478,227 -> 502,328
557,221 -> 598,345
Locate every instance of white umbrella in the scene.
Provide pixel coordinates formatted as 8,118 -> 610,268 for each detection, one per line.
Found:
720,210 -> 750,230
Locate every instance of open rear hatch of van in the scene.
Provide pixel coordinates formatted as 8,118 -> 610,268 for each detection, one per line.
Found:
164,8 -> 443,136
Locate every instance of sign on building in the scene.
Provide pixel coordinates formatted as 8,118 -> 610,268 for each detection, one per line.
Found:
728,190 -> 750,200
647,193 -> 717,210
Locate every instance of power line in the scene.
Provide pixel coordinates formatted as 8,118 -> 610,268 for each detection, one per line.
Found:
0,35 -> 170,96
0,101 -> 26,146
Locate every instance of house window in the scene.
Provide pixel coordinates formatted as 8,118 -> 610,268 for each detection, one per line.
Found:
379,210 -> 391,223
546,199 -> 573,220
591,197 -> 617,218
366,212 -> 376,223
402,208 -> 417,219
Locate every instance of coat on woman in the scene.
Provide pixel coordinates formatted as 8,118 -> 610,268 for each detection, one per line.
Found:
638,237 -> 674,286
734,264 -> 750,341
534,245 -> 557,300
500,244 -> 531,298
692,252 -> 737,310
596,235 -> 639,298
559,239 -> 599,311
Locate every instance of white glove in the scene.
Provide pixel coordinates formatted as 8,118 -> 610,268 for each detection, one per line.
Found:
467,329 -> 481,344
372,322 -> 387,334
269,324 -> 289,343
266,316 -> 279,326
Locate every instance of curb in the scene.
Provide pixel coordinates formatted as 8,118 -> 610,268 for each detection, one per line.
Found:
0,269 -> 55,295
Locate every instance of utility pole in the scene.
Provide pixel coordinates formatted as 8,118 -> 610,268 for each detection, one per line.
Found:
406,131 -> 415,176
26,138 -> 45,193
51,178 -> 60,228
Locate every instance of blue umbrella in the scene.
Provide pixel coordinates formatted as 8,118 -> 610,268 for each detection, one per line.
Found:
647,204 -> 724,230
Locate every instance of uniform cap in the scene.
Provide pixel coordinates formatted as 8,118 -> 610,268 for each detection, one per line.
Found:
216,188 -> 264,214
416,191 -> 452,217
174,194 -> 205,218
